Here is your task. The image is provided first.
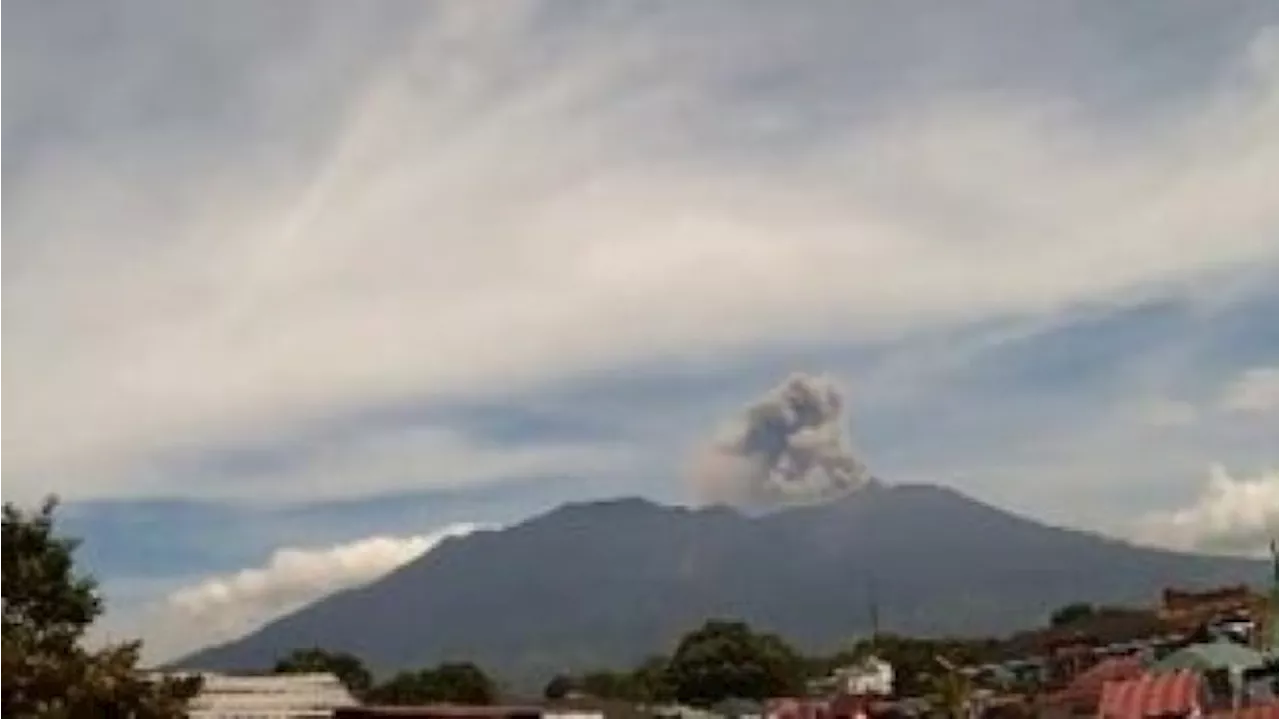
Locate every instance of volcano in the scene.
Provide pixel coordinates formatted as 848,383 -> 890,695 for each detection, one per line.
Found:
176,483 -> 1265,685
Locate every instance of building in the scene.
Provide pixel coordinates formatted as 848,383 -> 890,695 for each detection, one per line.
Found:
181,672 -> 359,719
544,696 -> 656,719
833,657 -> 894,697
1159,585 -> 1265,628
334,707 -> 543,719
1037,655 -> 1145,716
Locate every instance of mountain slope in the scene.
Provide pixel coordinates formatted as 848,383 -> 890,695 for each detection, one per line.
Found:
176,484 -> 1265,684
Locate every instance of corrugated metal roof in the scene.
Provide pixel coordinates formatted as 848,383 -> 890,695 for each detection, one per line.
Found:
1151,641 -> 1269,674
1097,670 -> 1201,719
1043,655 -> 1147,709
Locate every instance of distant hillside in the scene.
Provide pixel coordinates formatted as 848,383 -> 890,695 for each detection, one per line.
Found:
177,483 -> 1265,685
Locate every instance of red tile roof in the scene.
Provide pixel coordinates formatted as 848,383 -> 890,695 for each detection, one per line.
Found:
1097,670 -> 1201,719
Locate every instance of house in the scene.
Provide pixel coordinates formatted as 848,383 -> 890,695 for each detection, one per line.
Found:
180,672 -> 359,719
832,657 -> 894,697
1158,585 -> 1266,633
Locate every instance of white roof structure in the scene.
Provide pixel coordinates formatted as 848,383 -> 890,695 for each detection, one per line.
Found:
832,655 -> 894,697
176,672 -> 358,719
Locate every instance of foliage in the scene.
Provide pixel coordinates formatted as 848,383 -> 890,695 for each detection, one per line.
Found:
551,655 -> 673,703
2,497 -> 202,718
543,674 -> 575,700
580,670 -> 642,700
925,664 -> 974,719
664,619 -> 805,706
633,655 -> 675,703
368,661 -> 496,705
274,646 -> 373,697
1048,602 -> 1096,627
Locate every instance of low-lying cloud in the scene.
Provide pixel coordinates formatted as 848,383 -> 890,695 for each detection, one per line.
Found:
165,523 -> 486,650
1131,465 -> 1278,556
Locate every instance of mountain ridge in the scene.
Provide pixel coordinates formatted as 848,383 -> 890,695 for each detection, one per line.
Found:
176,482 -> 1265,685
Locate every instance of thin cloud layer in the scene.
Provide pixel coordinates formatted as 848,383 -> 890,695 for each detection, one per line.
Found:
4,3 -> 1276,502
1218,366 -> 1279,415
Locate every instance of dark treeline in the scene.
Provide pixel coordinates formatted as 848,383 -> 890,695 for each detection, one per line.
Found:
273,601 -> 1161,707
271,619 -> 1057,708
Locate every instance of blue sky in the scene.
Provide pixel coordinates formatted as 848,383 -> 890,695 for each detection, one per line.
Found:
4,0 -> 1276,660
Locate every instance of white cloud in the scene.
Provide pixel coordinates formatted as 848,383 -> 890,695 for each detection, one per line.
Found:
1131,466 -> 1278,556
156,523 -> 486,658
1218,366 -> 1279,415
4,5 -> 1275,502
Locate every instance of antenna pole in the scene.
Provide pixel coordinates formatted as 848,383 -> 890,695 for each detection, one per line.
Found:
867,573 -> 880,653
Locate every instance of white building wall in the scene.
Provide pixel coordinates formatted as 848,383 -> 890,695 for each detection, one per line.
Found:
174,672 -> 358,719
836,657 -> 894,697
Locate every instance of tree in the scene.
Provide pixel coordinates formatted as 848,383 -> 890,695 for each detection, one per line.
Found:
543,674 -> 575,700
632,655 -> 674,703
664,619 -> 805,706
368,661 -> 496,705
2,497 -> 202,717
274,647 -> 373,697
1049,602 -> 1095,627
581,670 -> 645,700
925,660 -> 974,719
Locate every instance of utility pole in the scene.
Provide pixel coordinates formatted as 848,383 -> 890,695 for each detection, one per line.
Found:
866,573 -> 880,655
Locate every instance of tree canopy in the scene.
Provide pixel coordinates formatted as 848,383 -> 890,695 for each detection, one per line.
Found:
1049,602 -> 1096,627
543,674 -> 575,700
2,497 -> 202,718
274,646 -> 373,697
367,661 -> 497,705
664,619 -> 805,706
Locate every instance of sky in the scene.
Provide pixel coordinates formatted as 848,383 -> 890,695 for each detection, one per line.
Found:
3,0 -> 1277,662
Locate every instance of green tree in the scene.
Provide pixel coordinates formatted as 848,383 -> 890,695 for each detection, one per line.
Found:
2,497 -> 202,717
926,668 -> 974,719
1049,602 -> 1095,627
580,670 -> 643,700
274,647 -> 373,697
543,674 -> 576,700
632,655 -> 674,703
369,661 -> 496,705
664,619 -> 805,706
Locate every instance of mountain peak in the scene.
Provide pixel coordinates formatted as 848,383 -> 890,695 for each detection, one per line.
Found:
177,481 -> 1265,688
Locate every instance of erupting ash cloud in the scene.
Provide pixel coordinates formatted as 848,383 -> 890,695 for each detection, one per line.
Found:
692,372 -> 871,507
